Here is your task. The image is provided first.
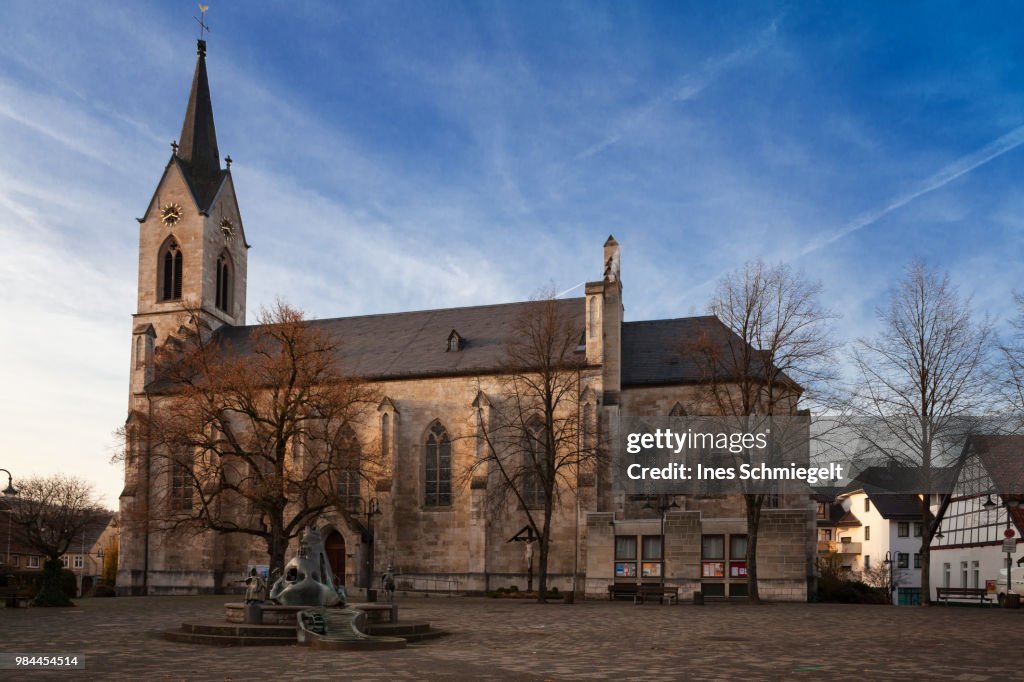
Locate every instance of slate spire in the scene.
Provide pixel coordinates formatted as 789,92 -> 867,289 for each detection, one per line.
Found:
175,39 -> 222,209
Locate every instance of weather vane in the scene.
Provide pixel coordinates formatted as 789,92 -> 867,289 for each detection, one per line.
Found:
194,4 -> 210,41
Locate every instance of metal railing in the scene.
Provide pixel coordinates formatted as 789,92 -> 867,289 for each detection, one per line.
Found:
392,574 -> 461,597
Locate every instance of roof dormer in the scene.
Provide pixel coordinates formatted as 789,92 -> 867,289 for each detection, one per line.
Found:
447,329 -> 463,352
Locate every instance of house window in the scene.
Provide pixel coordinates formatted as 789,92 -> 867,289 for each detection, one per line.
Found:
764,493 -> 780,509
864,555 -> 871,570
73,555 -> 84,569
26,556 -> 38,568
943,563 -> 951,588
913,522 -> 923,537
615,536 -> 637,578
159,238 -> 183,301
424,421 -> 452,507
335,427 -> 361,512
897,552 -> 909,569
817,502 -> 830,519
961,561 -> 968,588
522,415 -> 546,508
215,253 -> 232,312
701,535 -> 725,578
11,555 -> 19,567
61,555 -> 70,568
864,498 -> 870,513
897,522 -> 909,537
641,535 -> 663,578
170,457 -> 194,512
729,535 -> 748,578
913,553 -> 921,569
864,526 -> 870,541
972,561 -> 980,589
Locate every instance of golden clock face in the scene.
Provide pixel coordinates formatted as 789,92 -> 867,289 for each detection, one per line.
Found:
160,203 -> 183,226
219,217 -> 236,240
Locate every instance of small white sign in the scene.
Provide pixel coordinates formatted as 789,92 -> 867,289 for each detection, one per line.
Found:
1003,538 -> 1017,553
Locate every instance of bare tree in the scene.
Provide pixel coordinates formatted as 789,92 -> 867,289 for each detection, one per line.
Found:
123,301 -> 378,579
1002,292 -> 1024,418
851,261 -> 994,606
7,475 -> 107,606
468,294 -> 602,603
690,260 -> 838,602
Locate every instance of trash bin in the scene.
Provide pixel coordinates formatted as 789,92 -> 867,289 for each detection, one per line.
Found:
1004,594 -> 1020,609
244,603 -> 262,624
693,591 -> 704,605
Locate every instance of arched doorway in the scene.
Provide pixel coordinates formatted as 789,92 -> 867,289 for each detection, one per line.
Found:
324,530 -> 346,587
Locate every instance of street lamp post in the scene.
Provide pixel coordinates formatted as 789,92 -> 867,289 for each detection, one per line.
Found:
358,498 -> 381,595
1,469 -> 18,569
883,551 -> 895,605
643,494 -> 680,586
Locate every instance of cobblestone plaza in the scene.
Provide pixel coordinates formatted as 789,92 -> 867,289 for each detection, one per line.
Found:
1,596 -> 1019,680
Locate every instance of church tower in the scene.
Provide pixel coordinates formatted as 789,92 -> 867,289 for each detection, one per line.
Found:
130,38 -> 249,393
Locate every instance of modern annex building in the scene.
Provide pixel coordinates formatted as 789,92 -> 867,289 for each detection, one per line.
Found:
117,39 -> 816,600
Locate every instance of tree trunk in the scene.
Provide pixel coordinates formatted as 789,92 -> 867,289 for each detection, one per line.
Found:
746,495 -> 762,603
268,518 -> 288,580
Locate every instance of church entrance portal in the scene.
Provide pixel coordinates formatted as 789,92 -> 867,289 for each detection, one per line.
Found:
324,530 -> 345,586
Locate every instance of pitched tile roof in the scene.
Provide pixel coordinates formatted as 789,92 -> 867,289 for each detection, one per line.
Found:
966,434 -> 1024,535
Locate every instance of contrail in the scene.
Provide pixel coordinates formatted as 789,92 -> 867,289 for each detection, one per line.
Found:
556,282 -> 585,298
799,122 -> 1024,257
680,122 -> 1024,302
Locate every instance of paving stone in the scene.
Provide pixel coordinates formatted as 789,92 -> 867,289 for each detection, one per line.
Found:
0,595 -> 1019,680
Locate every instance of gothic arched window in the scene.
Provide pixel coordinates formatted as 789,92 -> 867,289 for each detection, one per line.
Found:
424,421 -> 451,507
335,426 -> 361,512
159,238 -> 183,301
215,252 -> 232,312
669,402 -> 687,417
169,452 -> 194,512
380,413 -> 390,459
522,415 -> 546,507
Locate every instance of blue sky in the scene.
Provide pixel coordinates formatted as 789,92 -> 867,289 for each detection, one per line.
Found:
1,1 -> 1021,507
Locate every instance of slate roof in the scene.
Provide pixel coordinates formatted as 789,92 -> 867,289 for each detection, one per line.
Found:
175,40 -> 224,211
207,298 -> 588,382
620,316 -> 796,388
868,494 -> 923,520
151,299 -> 786,391
840,465 -> 956,497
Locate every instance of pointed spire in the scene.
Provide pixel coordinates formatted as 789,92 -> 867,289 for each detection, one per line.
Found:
176,39 -> 222,209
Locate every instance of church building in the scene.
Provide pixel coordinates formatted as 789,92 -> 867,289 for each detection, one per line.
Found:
118,39 -> 816,601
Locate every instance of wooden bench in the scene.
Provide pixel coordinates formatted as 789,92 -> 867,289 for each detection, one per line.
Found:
936,587 -> 992,605
1,587 -> 34,608
607,583 -> 679,604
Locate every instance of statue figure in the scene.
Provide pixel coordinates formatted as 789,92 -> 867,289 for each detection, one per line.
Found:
244,567 -> 267,604
380,563 -> 396,602
269,526 -> 347,607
